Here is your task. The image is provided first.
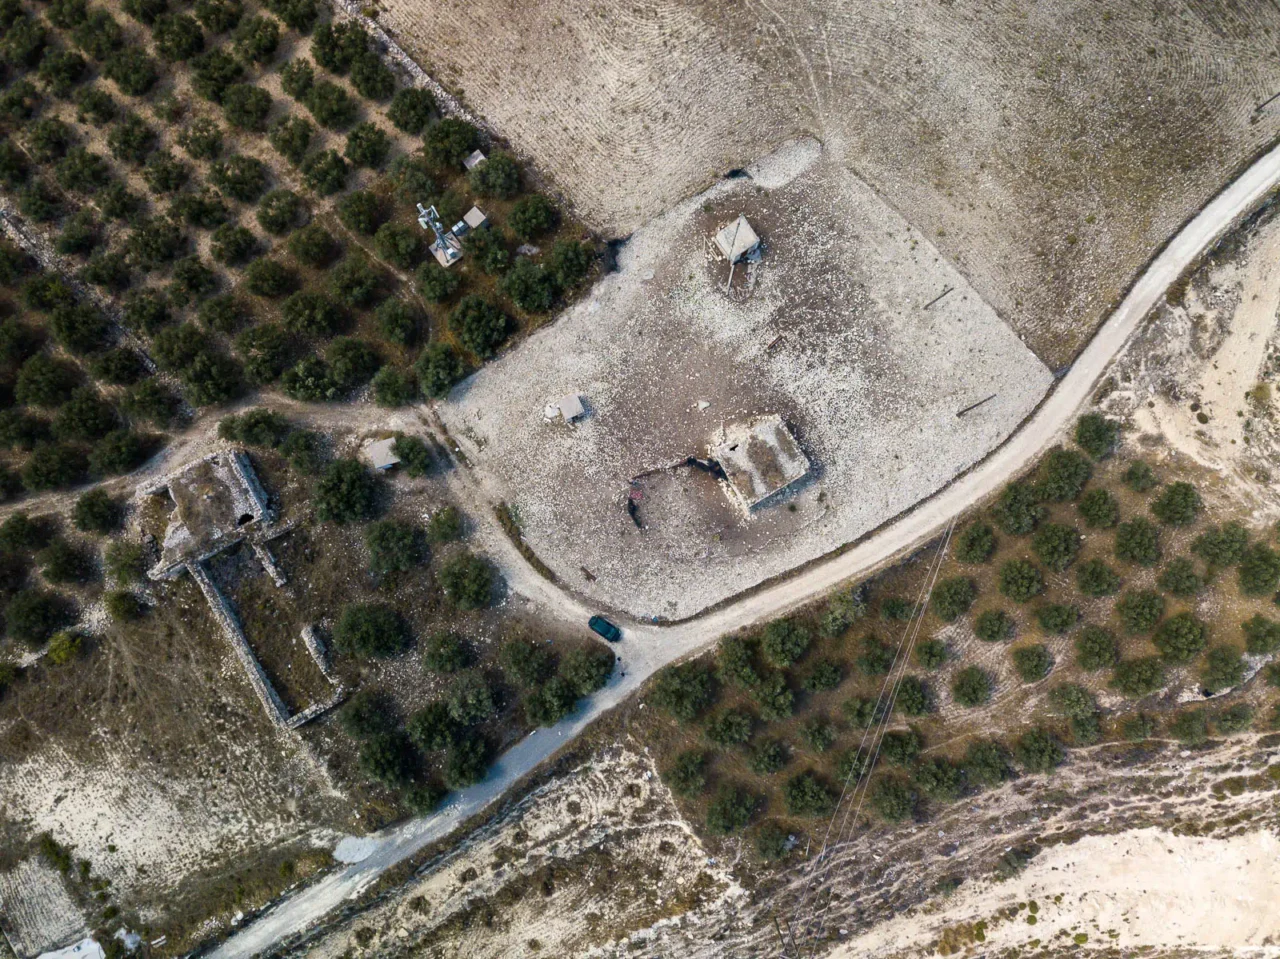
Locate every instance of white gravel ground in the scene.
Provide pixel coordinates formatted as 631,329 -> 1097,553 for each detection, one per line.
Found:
441,141 -> 1052,619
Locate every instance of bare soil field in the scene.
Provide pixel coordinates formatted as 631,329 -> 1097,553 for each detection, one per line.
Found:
441,141 -> 1051,619
376,0 -> 1280,366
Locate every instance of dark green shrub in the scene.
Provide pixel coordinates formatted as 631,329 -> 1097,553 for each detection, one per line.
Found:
880,728 -> 923,766
18,180 -> 62,223
388,154 -> 435,202
436,551 -> 493,610
349,51 -> 394,100
282,356 -> 335,400
39,539 -> 95,583
782,771 -> 835,817
393,435 -> 433,477
915,638 -> 947,669
1200,645 -> 1244,695
233,14 -> 278,63
129,217 -> 188,272
1075,625 -> 1118,670
305,79 -> 357,130
1157,557 -> 1202,597
415,343 -> 464,397
122,0 -> 167,25
168,255 -> 219,307
955,522 -> 995,563
1011,644 -> 1053,682
559,646 -> 613,697
244,259 -> 296,298
337,190 -> 383,235
963,739 -> 1012,788
332,601 -> 408,657
416,260 -> 461,302
1076,413 -> 1119,459
992,482 -> 1043,535
1075,558 -> 1120,597
222,83 -> 271,131
951,666 -> 992,707
374,222 -> 423,270
897,675 -> 933,716
1153,612 -> 1207,663
932,577 -> 976,621
358,730 -> 414,786
172,190 -> 231,229
340,688 -> 395,738
1032,523 -> 1080,572
761,618 -> 810,667
1036,447 -> 1091,502
1168,710 -> 1209,745
546,240 -> 593,289
54,387 -> 117,441
91,347 -> 147,386
345,121 -> 390,169
1192,522 -> 1249,568
365,519 -> 424,576
705,708 -> 753,747
1117,590 -> 1164,634
194,0 -> 242,33
913,757 -> 965,802
374,298 -> 420,346
311,20 -> 366,73
388,87 -> 434,133
191,48 -> 243,101
799,716 -> 836,753
0,79 -> 39,124
1014,727 -> 1063,773
1239,543 -> 1280,596
856,637 -> 895,676
468,152 -> 520,198
1215,704 -> 1254,734
999,558 -> 1043,602
1077,488 -> 1119,528
120,381 -> 179,426
749,740 -> 788,775
443,731 -> 489,788
16,354 -> 80,407
1123,460 -> 1157,492
1036,603 -> 1078,634
448,295 -> 508,357
330,254 -> 384,308
315,457 -> 378,523
466,228 -> 513,276
218,408 -> 290,447
406,700 -> 455,751
1151,481 -> 1201,526
663,750 -> 706,797
235,324 -> 292,384
26,118 -> 76,165
73,9 -> 124,60
98,182 -> 140,221
4,590 -> 72,647
212,154 -> 268,202
39,49 -> 90,98
868,776 -> 916,821
802,658 -> 842,692
153,12 -> 204,61
508,193 -> 558,241
50,303 -> 111,354
23,443 -> 88,490
423,117 -> 478,167
974,608 -> 1014,642
326,337 -> 379,391
279,56 -> 314,98
1114,518 -> 1160,566
103,49 -> 158,96
287,223 -> 339,267
55,148 -> 110,192
650,661 -> 716,721
268,115 -> 313,165
420,631 -> 470,675
524,675 -> 578,727
1242,614 -> 1280,654
209,223 -> 256,265
426,505 -> 462,543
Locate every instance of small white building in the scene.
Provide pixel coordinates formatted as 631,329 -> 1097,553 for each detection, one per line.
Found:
463,206 -> 489,231
713,215 -> 762,263
711,415 -> 809,512
543,394 -> 586,424
365,438 -> 401,471
463,149 -> 487,170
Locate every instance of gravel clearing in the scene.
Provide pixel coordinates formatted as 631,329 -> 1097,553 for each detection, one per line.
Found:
442,141 -> 1051,619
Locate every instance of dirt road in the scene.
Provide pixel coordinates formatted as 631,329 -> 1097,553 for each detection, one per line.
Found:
193,140 -> 1280,958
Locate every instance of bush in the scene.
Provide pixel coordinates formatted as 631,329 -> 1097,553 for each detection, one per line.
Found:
358,730 -> 415,787
234,14 -> 278,63
282,358 -> 334,402
418,631 -> 469,675
443,732 -> 489,788
1070,558 -> 1118,599
244,259 -> 296,298
879,728 -> 923,766
413,344 -> 463,400
951,666 -> 993,707
326,337 -> 379,392
993,482 -> 1043,535
91,347 -> 147,386
1157,556 -> 1202,597
375,298 -> 420,346
73,8 -> 123,59
897,675 -> 933,716
1239,543 -> 1280,596
298,147 -> 348,196
651,661 -> 716,721
802,658 -> 842,692
446,295 -> 507,357
191,48 -> 243,102
469,152 -> 520,198
122,0 -> 166,25
389,154 -> 435,203
5,590 -> 72,646
1012,644 -> 1053,682
91,430 -> 151,475
499,637 -> 553,688
800,716 -> 837,753
169,255 -> 220,308
47,629 -> 86,664
1168,710 -> 1209,746
16,354 -> 80,407
27,118 -> 76,165
1215,703 -> 1254,734
426,506 -> 462,544
705,708 -> 753,747
107,112 -> 159,161
1115,517 -> 1161,566
212,154 -> 268,202
121,381 -> 179,426
52,386 -> 116,442
930,576 -> 975,622
51,303 -> 111,355
974,608 -> 1014,643
1036,603 -> 1078,634
783,771 -> 836,817
915,638 -> 947,669
312,20 -> 365,72
374,223 -> 423,270
1014,727 -> 1063,773
855,636 -> 895,676
436,551 -> 493,609
999,558 -> 1043,602
0,79 -> 38,124
365,520 -> 424,576
18,180 -> 62,223
38,539 -> 95,584
281,429 -> 323,472
423,117 -> 478,167
1242,614 -> 1280,654
509,193 -> 558,241
372,366 -> 415,407
55,149 -> 110,194
1076,413 -> 1120,459
1075,624 -> 1118,670
761,618 -> 810,667
546,240 -> 593,289
446,670 -> 495,724
406,700 -> 455,751
331,255 -> 384,307
286,223 -> 338,268
23,443 -> 87,490
153,12 -> 204,61
349,50 -> 395,99
222,83 -> 271,130
104,49 -> 158,96
1150,480 -> 1201,525
345,121 -> 390,169
964,739 -> 1012,788
524,675 -> 578,727
560,646 -> 613,697
1030,523 -> 1080,573
208,223 -> 255,266
129,217 -> 188,272
194,0 -> 242,32
332,601 -> 408,657
340,688 -> 395,738
418,268 -> 465,318
748,740 -> 789,776
955,522 -> 995,563
1036,447 -> 1091,502
312,455 -> 379,522
664,750 -> 706,797
1,15 -> 46,68
305,79 -> 357,130
39,49 -> 90,98
72,488 -> 121,533
1117,590 -> 1164,634
388,87 -> 434,134
98,183 -> 141,221
1153,612 -> 1207,663
1192,522 -> 1249,568
268,115 -> 313,165
1200,645 -> 1244,694
1073,488 -> 1119,530
394,435 -> 434,477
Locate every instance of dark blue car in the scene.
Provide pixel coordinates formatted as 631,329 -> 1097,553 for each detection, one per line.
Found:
589,615 -> 622,642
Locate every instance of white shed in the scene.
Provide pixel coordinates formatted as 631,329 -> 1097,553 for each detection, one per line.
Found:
543,394 -> 586,423
463,149 -> 487,170
365,438 -> 401,470
464,206 -> 489,231
713,215 -> 761,263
